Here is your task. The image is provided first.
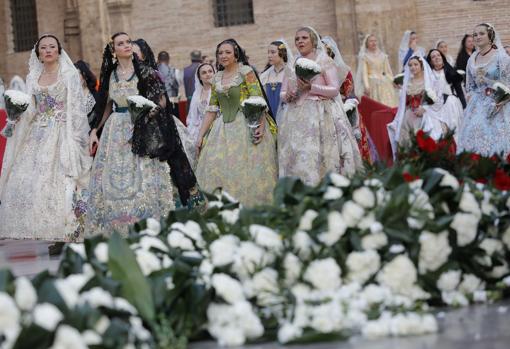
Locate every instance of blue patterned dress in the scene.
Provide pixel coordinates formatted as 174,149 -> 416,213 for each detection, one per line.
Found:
457,53 -> 510,156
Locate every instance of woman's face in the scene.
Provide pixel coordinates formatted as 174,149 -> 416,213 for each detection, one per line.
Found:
199,64 -> 214,84
267,44 -> 282,66
408,58 -> 422,75
473,26 -> 491,49
430,50 -> 444,70
113,34 -> 132,58
437,42 -> 448,56
465,36 -> 474,50
366,36 -> 378,50
409,33 -> 418,46
295,30 -> 314,56
218,43 -> 236,68
132,43 -> 144,60
38,37 -> 59,64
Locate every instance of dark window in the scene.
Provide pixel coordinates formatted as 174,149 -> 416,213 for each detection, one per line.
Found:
213,0 -> 254,27
10,0 -> 39,52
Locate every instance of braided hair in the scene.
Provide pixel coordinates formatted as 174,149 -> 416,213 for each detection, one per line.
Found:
215,38 -> 249,71
262,40 -> 288,73
133,38 -> 158,69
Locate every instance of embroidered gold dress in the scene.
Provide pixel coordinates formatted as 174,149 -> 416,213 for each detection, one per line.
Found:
85,72 -> 174,236
359,52 -> 398,107
195,64 -> 277,206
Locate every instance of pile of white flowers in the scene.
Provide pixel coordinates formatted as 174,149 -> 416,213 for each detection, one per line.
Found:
126,95 -> 158,110
3,90 -> 31,107
294,58 -> 322,73
241,96 -> 267,108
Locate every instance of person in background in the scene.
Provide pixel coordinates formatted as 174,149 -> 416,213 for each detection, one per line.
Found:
455,34 -> 474,73
157,50 -> 181,117
74,60 -> 99,127
398,30 -> 426,69
202,55 -> 215,65
436,40 -> 455,66
183,50 -> 203,103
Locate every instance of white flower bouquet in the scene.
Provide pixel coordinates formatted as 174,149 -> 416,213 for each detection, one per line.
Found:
423,88 -> 438,105
393,73 -> 405,86
241,96 -> 267,144
126,95 -> 158,124
343,98 -> 359,120
492,82 -> 510,104
295,57 -> 321,81
1,90 -> 31,137
457,70 -> 466,76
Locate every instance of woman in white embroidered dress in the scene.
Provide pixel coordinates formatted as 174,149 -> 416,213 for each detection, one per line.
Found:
0,34 -> 92,242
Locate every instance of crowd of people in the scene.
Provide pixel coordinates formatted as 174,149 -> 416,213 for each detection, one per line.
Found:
0,23 -> 509,251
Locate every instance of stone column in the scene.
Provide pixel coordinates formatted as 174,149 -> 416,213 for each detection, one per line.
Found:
105,0 -> 133,34
64,0 -> 82,61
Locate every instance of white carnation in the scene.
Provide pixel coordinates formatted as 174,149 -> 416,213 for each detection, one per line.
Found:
353,187 -> 376,208
450,213 -> 479,246
241,96 -> 267,107
211,274 -> 245,304
369,221 -> 383,234
437,270 -> 461,292
210,235 -> 239,267
167,230 -> 194,250
145,217 -> 161,235
52,325 -> 88,349
376,255 -> 417,295
330,173 -> 351,187
318,211 -> 347,246
459,274 -> 484,295
249,224 -> 283,250
130,316 -> 151,341
441,291 -> 469,306
346,250 -> 381,284
82,330 -> 102,345
283,253 -> 302,285
361,232 -> 388,250
359,284 -> 391,305
358,212 -> 376,230
480,238 -> 504,256
219,208 -> 240,225
0,292 -> 20,331
139,236 -> 169,252
389,244 -> 405,254
292,231 -> 316,259
33,303 -> 63,331
94,316 -> 110,334
79,287 -> 114,308
115,298 -> 138,314
68,243 -> 86,258
298,210 -> 319,230
135,249 -> 162,276
295,57 -> 321,72
233,241 -> 270,277
342,201 -> 365,227
459,191 -> 481,218
434,168 -> 460,190
126,95 -> 157,109
14,277 -> 37,311
278,322 -> 303,343
389,312 -> 438,336
171,221 -> 203,245
418,231 -> 451,274
323,186 -> 343,200
304,258 -> 342,290
362,312 -> 392,338
252,268 -> 279,294
94,242 -> 109,263
502,225 -> 510,250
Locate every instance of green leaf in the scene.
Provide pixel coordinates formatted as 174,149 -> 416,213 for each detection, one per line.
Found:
12,324 -> 53,349
0,269 -> 14,293
108,232 -> 155,323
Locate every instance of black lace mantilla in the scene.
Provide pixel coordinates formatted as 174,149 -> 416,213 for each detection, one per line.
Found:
132,62 -> 203,207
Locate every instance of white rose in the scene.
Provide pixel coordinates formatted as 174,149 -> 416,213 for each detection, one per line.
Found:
219,208 -> 240,225
376,255 -> 417,295
0,292 -> 20,330
278,322 -> 303,343
139,236 -> 169,252
502,225 -> 510,250
82,330 -> 102,345
249,224 -> 283,250
283,253 -> 302,286
450,213 -> 479,246
135,249 -> 162,276
330,173 -> 350,187
94,242 -> 109,263
304,258 -> 342,290
145,217 -> 161,235
14,277 -> 37,311
346,250 -> 381,284
361,232 -> 388,250
434,168 -> 460,190
342,201 -> 365,227
418,231 -> 452,274
51,325 -> 88,349
323,186 -> 343,200
480,238 -> 504,256
211,273 -> 245,304
437,270 -> 461,292
210,235 -> 239,267
318,211 -> 347,246
292,231 -> 316,259
353,187 -> 376,208
33,303 -> 63,331
167,230 -> 194,250
68,243 -> 86,258
441,291 -> 469,306
79,287 -> 114,308
459,190 -> 481,218
298,210 -> 318,230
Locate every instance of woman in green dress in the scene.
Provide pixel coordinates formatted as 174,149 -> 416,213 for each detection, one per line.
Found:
195,39 -> 277,206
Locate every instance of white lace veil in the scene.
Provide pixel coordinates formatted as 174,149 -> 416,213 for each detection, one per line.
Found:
296,26 -> 328,60
187,63 -> 212,143
388,55 -> 435,159
8,76 -> 27,93
398,30 -> 412,69
1,40 -> 92,198
322,35 -> 350,83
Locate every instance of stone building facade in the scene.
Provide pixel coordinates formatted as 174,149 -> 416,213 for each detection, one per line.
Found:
1,0 -> 509,82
